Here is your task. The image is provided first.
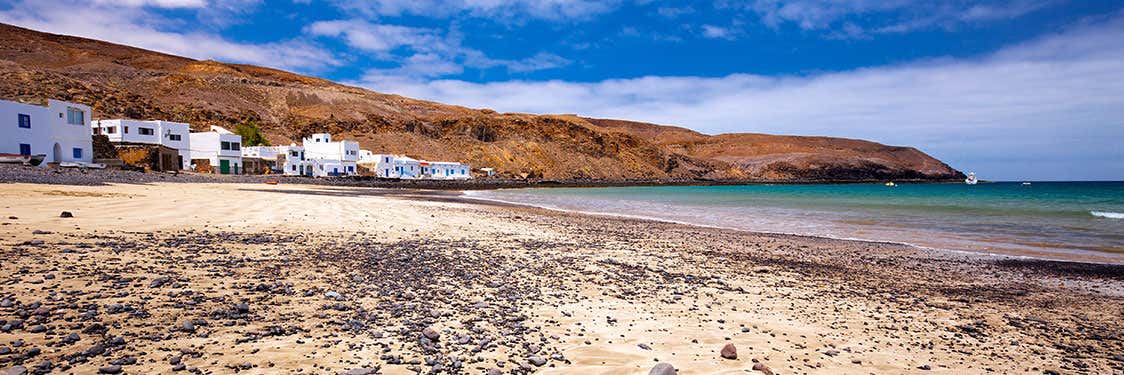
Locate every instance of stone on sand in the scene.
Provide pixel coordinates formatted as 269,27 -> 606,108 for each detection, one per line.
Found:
720,343 -> 738,360
649,362 -> 677,375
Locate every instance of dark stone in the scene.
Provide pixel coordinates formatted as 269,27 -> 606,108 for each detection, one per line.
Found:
650,362 -> 677,375
149,277 -> 171,288
97,365 -> 122,374
3,366 -> 28,375
720,343 -> 737,360
752,363 -> 774,375
59,212 -> 74,218
528,356 -> 547,367
422,327 -> 440,341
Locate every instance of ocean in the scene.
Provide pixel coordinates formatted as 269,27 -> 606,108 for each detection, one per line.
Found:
467,182 -> 1124,263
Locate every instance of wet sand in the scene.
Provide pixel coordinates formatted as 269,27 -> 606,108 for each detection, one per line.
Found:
0,182 -> 1121,374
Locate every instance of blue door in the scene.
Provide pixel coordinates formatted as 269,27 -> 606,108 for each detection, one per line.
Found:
19,144 -> 31,155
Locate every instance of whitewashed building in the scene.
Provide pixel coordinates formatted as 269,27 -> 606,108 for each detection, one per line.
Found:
1,99 -> 93,164
423,161 -> 472,180
189,125 -> 243,174
360,153 -> 401,178
243,144 -> 306,175
92,119 -> 191,168
395,156 -> 422,179
302,133 -> 358,177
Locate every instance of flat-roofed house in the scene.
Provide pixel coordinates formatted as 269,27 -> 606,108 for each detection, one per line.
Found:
1,98 -> 93,165
302,133 -> 358,177
188,125 -> 243,174
92,119 -> 191,170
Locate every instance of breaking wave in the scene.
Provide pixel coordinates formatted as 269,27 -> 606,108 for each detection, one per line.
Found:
1091,211 -> 1124,219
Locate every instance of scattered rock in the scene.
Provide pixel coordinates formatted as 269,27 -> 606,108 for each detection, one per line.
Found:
752,363 -> 774,375
720,343 -> 738,360
422,327 -> 440,341
650,362 -> 677,375
59,211 -> 74,218
97,365 -> 122,374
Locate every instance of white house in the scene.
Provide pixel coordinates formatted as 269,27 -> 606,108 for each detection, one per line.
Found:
424,161 -> 472,180
92,119 -> 191,168
188,125 -> 243,174
243,144 -> 306,175
302,133 -> 358,177
395,156 -> 422,179
360,153 -> 401,178
1,98 -> 92,164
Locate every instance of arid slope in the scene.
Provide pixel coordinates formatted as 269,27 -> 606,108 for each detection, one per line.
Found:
0,23 -> 962,181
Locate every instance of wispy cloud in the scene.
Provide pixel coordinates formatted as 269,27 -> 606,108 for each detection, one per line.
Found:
358,16 -> 1124,180
0,0 -> 337,72
328,0 -> 621,21
306,19 -> 570,81
738,0 -> 1054,38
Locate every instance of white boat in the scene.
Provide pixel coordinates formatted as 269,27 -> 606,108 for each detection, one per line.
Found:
885,182 -> 896,187
0,153 -> 46,166
59,161 -> 107,169
965,172 -> 978,185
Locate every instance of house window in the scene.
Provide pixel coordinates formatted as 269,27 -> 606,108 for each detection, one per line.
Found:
72,148 -> 83,159
124,126 -> 129,134
168,134 -> 182,141
66,108 -> 84,125
18,114 -> 30,128
105,126 -> 117,134
19,144 -> 31,155
291,165 -> 296,171
139,127 -> 155,135
347,166 -> 354,172
232,143 -> 240,151
221,142 -> 230,150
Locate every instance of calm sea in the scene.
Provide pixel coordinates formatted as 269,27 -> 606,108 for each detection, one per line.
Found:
467,182 -> 1124,263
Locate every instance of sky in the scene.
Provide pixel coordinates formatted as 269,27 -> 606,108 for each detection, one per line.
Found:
1,0 -> 1122,180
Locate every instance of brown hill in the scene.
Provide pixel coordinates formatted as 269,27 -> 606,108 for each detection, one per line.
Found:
0,23 -> 963,181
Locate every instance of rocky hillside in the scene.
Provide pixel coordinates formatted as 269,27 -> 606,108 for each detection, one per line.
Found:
0,23 -> 963,181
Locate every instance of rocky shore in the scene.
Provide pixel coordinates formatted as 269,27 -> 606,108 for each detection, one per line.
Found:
0,181 -> 1121,374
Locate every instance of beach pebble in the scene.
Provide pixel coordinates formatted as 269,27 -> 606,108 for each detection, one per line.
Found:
824,349 -> 840,357
649,363 -> 677,375
59,211 -> 73,218
752,363 -> 774,375
3,366 -> 28,375
528,356 -> 547,366
149,276 -> 171,288
720,343 -> 738,360
97,365 -> 122,374
422,327 -> 440,341
340,368 -> 378,375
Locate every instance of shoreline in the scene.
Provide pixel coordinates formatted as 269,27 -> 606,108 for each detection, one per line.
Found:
0,181 -> 1121,374
460,189 -> 1124,266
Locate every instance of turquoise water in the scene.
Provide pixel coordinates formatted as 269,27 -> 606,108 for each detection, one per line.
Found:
470,182 -> 1124,263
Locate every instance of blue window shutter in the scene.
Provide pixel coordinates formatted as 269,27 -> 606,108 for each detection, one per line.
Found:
72,148 -> 82,159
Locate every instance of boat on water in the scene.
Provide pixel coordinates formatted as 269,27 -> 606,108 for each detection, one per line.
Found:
1022,182 -> 1032,186
0,153 -> 46,166
884,182 -> 896,187
965,172 -> 978,185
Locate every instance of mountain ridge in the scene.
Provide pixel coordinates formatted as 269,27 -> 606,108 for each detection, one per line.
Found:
0,22 -> 964,181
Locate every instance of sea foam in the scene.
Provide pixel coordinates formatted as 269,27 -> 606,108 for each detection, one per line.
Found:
1091,211 -> 1124,219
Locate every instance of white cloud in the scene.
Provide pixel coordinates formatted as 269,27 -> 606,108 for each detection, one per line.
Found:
331,0 -> 620,21
0,0 -> 337,72
306,19 -> 569,80
357,16 -> 1124,180
90,0 -> 207,8
701,25 -> 732,39
742,0 -> 1054,37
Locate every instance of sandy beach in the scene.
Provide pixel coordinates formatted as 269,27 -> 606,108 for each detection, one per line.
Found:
1,180 -> 1121,374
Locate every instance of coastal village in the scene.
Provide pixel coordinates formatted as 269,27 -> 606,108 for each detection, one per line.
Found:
1,98 -> 474,179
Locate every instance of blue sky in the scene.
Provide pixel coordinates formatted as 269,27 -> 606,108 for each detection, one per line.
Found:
1,0 -> 1123,180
